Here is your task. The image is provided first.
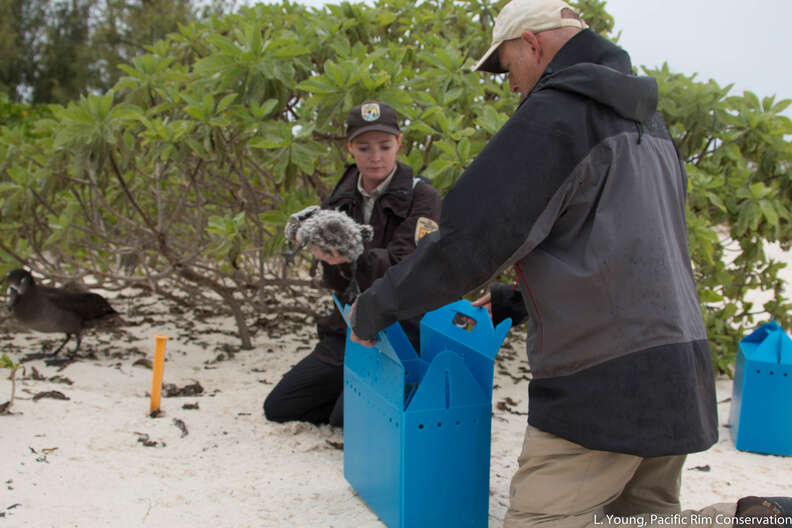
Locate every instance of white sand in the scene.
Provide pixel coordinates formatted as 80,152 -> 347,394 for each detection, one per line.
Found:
2,256 -> 791,527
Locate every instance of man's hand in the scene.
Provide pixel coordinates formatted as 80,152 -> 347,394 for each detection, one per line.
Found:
310,245 -> 349,265
350,329 -> 377,348
471,291 -> 493,320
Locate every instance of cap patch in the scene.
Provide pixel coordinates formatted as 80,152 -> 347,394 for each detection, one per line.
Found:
361,103 -> 381,122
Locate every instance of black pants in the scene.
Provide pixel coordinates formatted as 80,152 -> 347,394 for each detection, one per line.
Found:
263,337 -> 345,427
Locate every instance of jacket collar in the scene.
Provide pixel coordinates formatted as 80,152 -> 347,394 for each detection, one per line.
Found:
326,161 -> 415,217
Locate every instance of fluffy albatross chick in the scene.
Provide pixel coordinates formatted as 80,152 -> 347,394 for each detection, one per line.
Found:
285,206 -> 374,299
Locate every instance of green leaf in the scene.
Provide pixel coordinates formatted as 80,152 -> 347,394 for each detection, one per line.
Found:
759,200 -> 779,227
290,142 -> 316,174
271,44 -> 311,60
216,94 -> 238,113
184,107 -> 207,121
0,353 -> 19,369
699,289 -> 724,303
297,78 -> 338,95
249,137 -> 288,149
770,98 -> 791,114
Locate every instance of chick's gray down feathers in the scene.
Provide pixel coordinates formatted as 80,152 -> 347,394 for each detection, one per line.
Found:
284,205 -> 320,247
284,206 -> 374,299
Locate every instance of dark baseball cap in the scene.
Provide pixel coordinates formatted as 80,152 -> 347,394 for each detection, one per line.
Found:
346,101 -> 401,141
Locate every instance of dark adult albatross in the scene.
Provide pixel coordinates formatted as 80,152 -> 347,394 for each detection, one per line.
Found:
6,269 -> 118,356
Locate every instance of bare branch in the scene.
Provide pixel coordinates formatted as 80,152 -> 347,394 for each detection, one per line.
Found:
108,151 -> 155,230
0,240 -> 29,267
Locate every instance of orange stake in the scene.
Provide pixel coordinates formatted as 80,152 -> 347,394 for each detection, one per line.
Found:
149,335 -> 169,415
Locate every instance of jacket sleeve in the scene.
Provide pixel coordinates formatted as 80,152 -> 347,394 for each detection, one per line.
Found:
490,282 -> 528,327
350,96 -> 581,340
356,181 -> 442,290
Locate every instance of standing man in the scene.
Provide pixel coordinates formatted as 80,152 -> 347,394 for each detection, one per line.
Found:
349,1 -> 791,526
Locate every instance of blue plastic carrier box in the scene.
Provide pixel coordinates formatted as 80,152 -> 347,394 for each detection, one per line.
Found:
337,298 -> 511,528
729,320 -> 792,456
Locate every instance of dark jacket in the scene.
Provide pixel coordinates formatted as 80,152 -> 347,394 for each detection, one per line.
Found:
313,161 -> 442,365
351,30 -> 718,457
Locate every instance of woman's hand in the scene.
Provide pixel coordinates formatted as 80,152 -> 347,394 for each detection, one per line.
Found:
310,245 -> 349,265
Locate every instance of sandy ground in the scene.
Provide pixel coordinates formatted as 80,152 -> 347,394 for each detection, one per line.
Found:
1,263 -> 791,527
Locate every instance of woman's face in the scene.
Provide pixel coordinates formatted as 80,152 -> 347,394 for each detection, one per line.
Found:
347,130 -> 403,190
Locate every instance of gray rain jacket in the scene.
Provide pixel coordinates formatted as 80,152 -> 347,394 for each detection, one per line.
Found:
351,30 -> 717,457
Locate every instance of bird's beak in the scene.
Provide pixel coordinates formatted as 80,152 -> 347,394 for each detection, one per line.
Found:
7,286 -> 18,310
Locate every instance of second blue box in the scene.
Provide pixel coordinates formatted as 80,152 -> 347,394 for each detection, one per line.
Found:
729,320 -> 792,456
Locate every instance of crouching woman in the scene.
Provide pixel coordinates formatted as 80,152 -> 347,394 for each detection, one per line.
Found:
263,101 -> 442,427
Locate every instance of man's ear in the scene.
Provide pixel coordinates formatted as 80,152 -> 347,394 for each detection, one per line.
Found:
521,30 -> 542,60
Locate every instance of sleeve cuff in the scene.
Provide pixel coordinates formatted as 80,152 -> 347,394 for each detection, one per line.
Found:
491,282 -> 529,327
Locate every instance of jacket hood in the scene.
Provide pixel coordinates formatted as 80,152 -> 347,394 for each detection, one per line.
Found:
531,30 -> 658,123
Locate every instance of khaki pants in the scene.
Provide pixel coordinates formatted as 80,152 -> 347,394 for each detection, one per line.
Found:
504,426 -> 736,528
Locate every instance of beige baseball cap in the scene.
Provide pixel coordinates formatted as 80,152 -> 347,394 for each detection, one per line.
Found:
474,0 -> 588,73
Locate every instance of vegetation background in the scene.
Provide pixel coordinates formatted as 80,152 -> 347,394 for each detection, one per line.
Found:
1,0 -> 790,372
